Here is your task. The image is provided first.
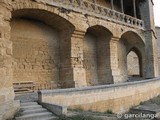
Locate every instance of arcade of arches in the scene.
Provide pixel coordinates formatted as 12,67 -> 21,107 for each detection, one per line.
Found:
10,9 -> 145,90
0,0 -> 159,119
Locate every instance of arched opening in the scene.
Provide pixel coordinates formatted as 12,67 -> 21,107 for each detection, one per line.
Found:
11,9 -> 75,93
83,25 -> 113,86
127,48 -> 143,81
119,31 -> 145,82
123,0 -> 145,19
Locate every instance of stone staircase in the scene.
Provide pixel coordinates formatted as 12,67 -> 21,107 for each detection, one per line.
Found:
15,102 -> 57,120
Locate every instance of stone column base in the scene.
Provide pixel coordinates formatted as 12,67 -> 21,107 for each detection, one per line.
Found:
0,100 -> 20,120
72,68 -> 87,88
60,67 -> 87,88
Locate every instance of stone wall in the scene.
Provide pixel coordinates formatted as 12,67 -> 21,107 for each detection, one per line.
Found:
156,27 -> 160,74
117,32 -> 145,81
2,0 -> 152,86
83,26 -> 113,85
117,39 -> 128,81
39,78 -> 160,113
8,0 -> 146,88
84,34 -> 98,85
139,0 -> 159,77
11,18 -> 60,89
127,51 -> 140,76
0,2 -> 20,120
0,0 -> 158,119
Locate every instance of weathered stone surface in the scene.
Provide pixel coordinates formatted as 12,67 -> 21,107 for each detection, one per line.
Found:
0,0 -> 159,119
0,100 -> 20,120
39,78 -> 160,113
156,27 -> 160,74
127,51 -> 140,76
11,18 -> 60,89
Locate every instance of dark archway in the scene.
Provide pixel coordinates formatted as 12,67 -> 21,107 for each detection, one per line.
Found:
119,31 -> 145,82
127,47 -> 143,81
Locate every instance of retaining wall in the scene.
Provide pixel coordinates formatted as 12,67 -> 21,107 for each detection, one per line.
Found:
39,78 -> 160,113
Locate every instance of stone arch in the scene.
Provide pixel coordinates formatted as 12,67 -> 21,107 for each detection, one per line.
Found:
11,8 -> 75,90
127,47 -> 143,80
120,29 -> 145,43
118,31 -> 145,82
11,8 -> 75,31
10,0 -> 75,27
83,25 -> 113,86
87,21 -> 119,38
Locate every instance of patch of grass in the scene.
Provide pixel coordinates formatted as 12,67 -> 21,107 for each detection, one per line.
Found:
69,108 -> 116,117
56,115 -> 67,120
57,114 -> 102,120
6,118 -> 13,120
69,108 -> 84,112
104,110 -> 113,114
139,101 -> 144,105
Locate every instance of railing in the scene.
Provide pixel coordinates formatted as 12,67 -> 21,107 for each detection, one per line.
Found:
35,0 -> 144,29
34,81 -> 58,90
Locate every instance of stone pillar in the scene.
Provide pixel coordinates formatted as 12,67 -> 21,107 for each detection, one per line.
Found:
110,36 -> 121,83
111,0 -> 114,10
60,30 -> 87,88
70,30 -> 87,88
121,0 -> 124,13
0,2 -> 19,120
139,0 -> 159,78
155,27 -> 160,74
133,0 -> 137,18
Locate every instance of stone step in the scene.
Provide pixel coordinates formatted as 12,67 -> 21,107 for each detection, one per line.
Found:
16,112 -> 56,120
22,107 -> 47,113
21,102 -> 38,106
22,108 -> 48,115
16,101 -> 58,120
21,104 -> 42,110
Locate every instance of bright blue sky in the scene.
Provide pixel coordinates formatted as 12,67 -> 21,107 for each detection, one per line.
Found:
153,0 -> 160,26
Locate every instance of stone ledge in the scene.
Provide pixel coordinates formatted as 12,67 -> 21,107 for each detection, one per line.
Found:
38,77 -> 159,95
38,77 -> 160,113
38,102 -> 67,116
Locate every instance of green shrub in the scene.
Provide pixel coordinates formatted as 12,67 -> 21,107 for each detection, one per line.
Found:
104,110 -> 113,114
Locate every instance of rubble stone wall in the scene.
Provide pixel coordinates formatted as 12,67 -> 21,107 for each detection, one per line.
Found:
11,18 -> 60,89
0,0 -> 158,119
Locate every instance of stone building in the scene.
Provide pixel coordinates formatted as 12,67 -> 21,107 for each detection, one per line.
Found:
0,0 -> 159,119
